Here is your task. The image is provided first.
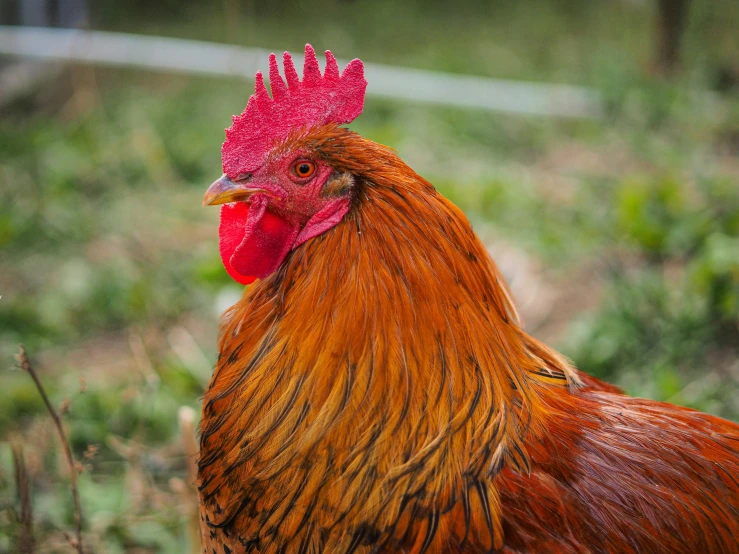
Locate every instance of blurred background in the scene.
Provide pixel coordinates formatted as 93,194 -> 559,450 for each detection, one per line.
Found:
1,0 -> 738,552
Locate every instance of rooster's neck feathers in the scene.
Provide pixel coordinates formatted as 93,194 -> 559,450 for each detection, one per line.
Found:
199,127 -> 580,551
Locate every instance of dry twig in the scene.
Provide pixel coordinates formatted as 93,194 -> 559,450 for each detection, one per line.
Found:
11,439 -> 35,554
178,406 -> 201,554
17,346 -> 84,554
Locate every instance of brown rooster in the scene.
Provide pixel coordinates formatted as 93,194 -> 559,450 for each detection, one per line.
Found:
198,45 -> 739,553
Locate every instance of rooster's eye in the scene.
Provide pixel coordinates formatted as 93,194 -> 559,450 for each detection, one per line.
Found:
292,160 -> 316,179
235,173 -> 251,182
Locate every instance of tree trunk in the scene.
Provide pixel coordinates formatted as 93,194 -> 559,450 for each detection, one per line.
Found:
655,0 -> 691,76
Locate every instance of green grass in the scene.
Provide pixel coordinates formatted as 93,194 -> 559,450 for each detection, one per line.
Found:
1,1 -> 739,551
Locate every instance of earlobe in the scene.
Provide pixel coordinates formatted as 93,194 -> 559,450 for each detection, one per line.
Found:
322,173 -> 355,197
293,197 -> 351,248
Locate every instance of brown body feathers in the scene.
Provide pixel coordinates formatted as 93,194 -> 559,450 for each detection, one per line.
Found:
198,127 -> 739,553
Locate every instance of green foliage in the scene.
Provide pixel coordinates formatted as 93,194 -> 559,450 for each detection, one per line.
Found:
0,375 -> 47,436
563,176 -> 739,418
611,175 -> 739,325
691,232 -> 739,320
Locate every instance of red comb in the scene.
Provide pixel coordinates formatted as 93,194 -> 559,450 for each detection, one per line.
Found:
222,44 -> 367,176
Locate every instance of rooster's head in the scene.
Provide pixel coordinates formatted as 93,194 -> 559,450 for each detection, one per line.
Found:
203,45 -> 367,284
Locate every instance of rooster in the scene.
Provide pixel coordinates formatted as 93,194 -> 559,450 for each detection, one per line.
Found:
198,45 -> 739,553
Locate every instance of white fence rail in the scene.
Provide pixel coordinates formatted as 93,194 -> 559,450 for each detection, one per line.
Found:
0,26 -> 602,119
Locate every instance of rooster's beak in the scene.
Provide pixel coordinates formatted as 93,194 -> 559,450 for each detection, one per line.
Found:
202,175 -> 265,206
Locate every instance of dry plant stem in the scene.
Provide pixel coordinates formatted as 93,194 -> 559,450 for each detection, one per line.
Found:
11,439 -> 35,554
179,406 -> 201,554
17,346 -> 84,554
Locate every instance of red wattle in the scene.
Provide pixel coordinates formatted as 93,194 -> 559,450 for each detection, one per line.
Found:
218,197 -> 300,285
218,203 -> 255,285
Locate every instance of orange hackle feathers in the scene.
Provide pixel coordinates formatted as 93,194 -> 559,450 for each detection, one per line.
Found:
198,126 -> 739,553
